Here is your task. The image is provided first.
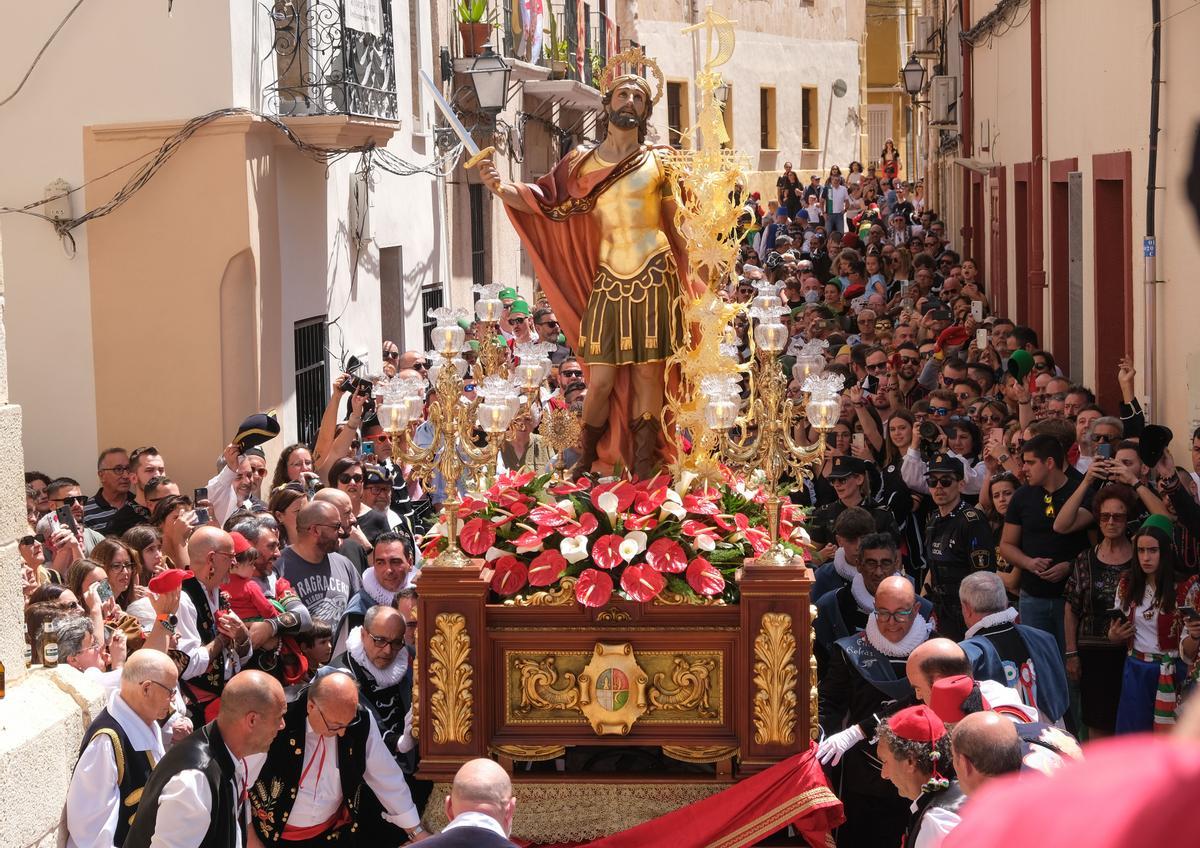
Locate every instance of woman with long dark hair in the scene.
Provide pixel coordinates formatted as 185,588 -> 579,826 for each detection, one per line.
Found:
880,139 -> 901,181
1065,483 -> 1136,737
1109,516 -> 1198,733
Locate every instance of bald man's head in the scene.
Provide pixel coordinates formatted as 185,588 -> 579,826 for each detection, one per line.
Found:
313,487 -> 352,511
447,758 -> 516,836
308,671 -> 361,737
874,575 -> 922,644
906,638 -> 971,703
952,711 -> 1023,795
120,648 -> 179,724
218,670 -> 287,756
188,526 -> 235,588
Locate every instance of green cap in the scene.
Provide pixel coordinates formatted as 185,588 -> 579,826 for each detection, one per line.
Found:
468,339 -> 481,352
1141,514 -> 1175,537
557,332 -> 567,346
1007,348 -> 1034,380
498,287 -> 518,302
457,317 -> 472,331
509,299 -> 531,317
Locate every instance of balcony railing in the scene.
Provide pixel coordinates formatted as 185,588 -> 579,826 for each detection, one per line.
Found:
264,0 -> 398,121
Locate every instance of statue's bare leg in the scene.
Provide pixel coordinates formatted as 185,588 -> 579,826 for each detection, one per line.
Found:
574,363 -> 616,476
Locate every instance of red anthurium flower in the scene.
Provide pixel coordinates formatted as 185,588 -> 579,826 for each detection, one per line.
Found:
508,500 -> 530,518
496,470 -> 535,491
686,557 -> 725,596
620,564 -> 666,602
514,525 -> 554,548
592,480 -> 637,512
592,534 -> 624,570
459,518 -> 496,556
682,493 -> 720,515
645,537 -> 688,573
527,550 -> 567,587
634,486 -> 668,516
734,512 -> 751,532
459,495 -> 487,517
549,478 -> 591,495
574,512 -> 599,536
624,514 -> 659,532
745,527 -> 771,555
490,556 -> 528,595
530,504 -> 571,528
712,513 -> 736,532
680,519 -> 718,539
575,568 -> 614,607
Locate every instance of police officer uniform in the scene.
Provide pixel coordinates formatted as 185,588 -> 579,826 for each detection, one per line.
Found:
923,454 -> 995,639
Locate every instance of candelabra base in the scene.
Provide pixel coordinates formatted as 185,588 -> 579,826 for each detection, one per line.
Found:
753,543 -> 795,568
431,546 -> 473,568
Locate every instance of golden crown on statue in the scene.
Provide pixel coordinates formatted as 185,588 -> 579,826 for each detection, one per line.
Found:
600,47 -> 665,106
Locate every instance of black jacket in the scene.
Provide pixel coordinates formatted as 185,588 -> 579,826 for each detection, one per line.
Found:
419,824 -> 518,848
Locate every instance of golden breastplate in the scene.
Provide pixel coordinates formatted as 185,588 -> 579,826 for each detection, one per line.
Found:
579,150 -> 671,277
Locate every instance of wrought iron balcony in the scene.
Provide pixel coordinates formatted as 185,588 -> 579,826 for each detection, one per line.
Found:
264,0 -> 398,121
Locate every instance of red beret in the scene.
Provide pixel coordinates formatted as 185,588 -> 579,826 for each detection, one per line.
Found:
886,704 -> 947,743
843,283 -> 866,300
935,324 -> 970,352
229,532 -> 253,556
148,568 -> 194,593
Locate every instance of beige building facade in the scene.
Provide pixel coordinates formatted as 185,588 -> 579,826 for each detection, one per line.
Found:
920,0 -> 1200,445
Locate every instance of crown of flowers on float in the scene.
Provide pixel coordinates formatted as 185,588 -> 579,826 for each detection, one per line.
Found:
600,47 -> 665,106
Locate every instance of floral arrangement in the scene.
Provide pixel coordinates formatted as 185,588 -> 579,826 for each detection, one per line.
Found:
421,469 -> 812,607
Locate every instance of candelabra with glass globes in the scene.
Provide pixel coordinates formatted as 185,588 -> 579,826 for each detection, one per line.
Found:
376,306 -> 523,567
706,281 -> 843,566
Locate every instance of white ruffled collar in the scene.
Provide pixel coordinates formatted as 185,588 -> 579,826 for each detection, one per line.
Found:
865,613 -> 931,657
964,607 -> 1020,639
833,548 -> 858,582
361,567 -> 401,606
347,626 -> 409,688
850,573 -> 876,614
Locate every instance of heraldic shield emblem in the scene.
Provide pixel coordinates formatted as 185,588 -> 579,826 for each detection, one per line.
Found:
578,643 -> 650,735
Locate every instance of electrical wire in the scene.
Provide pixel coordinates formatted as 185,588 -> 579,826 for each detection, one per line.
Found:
0,0 -> 89,109
0,106 -> 463,251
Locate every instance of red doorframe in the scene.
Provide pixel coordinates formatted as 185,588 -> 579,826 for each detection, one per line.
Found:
988,166 -> 1007,318
1013,163 -> 1031,329
1092,151 -> 1133,411
971,170 -> 987,296
1049,157 -> 1078,375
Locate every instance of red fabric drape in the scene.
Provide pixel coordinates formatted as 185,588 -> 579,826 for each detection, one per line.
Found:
553,747 -> 845,848
504,145 -> 698,474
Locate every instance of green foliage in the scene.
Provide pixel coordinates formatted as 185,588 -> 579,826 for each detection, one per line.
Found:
456,0 -> 490,24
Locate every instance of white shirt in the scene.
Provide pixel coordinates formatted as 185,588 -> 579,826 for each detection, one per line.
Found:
176,581 -> 252,681
244,712 -> 420,830
147,743 -> 260,848
901,448 -> 986,495
442,810 -> 510,839
1117,584 -> 1163,655
66,691 -> 167,848
910,797 -> 961,848
206,464 -> 240,527
827,185 -> 849,214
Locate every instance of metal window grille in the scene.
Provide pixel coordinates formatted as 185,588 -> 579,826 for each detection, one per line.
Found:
294,317 -> 329,448
667,82 -> 683,150
801,88 -> 814,149
564,1 -> 578,80
469,183 -> 487,287
421,285 -> 445,350
501,0 -> 514,57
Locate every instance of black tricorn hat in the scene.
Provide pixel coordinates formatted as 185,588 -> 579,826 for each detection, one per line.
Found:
1138,424 -> 1173,468
235,411 -> 281,451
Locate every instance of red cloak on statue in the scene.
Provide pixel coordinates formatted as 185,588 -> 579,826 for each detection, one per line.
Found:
504,143 -> 700,473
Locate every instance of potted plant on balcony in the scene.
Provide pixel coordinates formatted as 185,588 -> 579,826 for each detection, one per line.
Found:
457,0 -> 495,58
543,15 -> 569,79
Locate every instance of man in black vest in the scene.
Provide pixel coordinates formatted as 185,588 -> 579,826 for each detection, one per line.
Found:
123,670 -> 287,848
817,576 -> 932,848
66,649 -> 177,848
247,670 -> 428,845
876,705 -> 965,846
421,759 -> 518,847
330,604 -> 431,837
173,527 -> 253,725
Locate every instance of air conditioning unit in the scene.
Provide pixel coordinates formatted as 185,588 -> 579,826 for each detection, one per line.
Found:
930,75 -> 958,127
914,16 -> 937,57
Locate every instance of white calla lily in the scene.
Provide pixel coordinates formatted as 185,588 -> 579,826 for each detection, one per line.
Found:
597,490 -> 619,519
484,546 -> 506,562
560,534 -> 590,563
624,530 -> 647,553
618,538 -> 641,562
660,500 -> 687,520
695,534 -> 717,552
556,499 -> 577,518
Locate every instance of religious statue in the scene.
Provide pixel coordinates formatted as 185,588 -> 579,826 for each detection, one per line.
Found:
478,49 -> 697,480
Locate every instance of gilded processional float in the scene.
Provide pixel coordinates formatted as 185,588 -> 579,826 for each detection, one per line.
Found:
376,11 -> 845,845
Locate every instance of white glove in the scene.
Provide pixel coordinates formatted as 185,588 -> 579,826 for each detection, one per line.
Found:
816,725 -> 865,765
397,706 -> 415,754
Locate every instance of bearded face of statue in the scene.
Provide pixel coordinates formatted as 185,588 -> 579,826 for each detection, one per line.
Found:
603,82 -> 651,138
